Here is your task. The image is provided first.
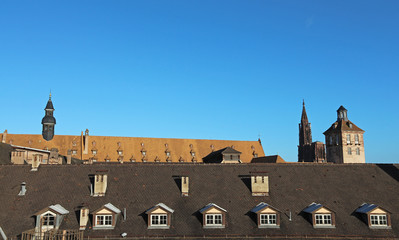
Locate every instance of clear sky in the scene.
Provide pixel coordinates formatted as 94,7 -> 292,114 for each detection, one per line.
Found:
1,1 -> 398,163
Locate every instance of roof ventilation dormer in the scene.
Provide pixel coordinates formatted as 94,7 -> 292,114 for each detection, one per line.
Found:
92,171 -> 108,197
251,174 -> 269,196
18,182 -> 26,196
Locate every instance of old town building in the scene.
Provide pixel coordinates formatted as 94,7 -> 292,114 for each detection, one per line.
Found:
324,106 -> 365,164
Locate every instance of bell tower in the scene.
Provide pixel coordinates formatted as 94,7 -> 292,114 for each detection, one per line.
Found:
41,93 -> 56,141
298,101 -> 312,162
323,106 -> 365,163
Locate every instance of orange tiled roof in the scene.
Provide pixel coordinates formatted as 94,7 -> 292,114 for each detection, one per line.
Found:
2,132 -> 264,163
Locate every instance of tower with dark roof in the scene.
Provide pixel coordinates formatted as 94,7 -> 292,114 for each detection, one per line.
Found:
323,106 -> 365,163
298,101 -> 326,163
41,94 -> 56,141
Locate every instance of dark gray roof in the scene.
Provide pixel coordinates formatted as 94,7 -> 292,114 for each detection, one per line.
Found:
202,147 -> 241,163
0,163 -> 398,239
45,99 -> 54,110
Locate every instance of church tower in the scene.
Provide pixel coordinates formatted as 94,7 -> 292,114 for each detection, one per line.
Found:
323,106 -> 365,163
41,94 -> 56,141
298,101 -> 326,163
298,101 -> 312,162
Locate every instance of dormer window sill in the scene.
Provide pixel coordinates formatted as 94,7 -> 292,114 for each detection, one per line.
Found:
259,225 -> 279,229
93,226 -> 115,230
370,226 -> 391,229
203,225 -> 225,229
148,226 -> 170,230
313,225 -> 335,229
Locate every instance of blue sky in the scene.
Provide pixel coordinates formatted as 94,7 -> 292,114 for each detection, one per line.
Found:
1,1 -> 398,163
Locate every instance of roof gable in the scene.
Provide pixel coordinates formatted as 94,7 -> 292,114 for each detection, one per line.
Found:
93,203 -> 121,214
146,203 -> 174,214
250,202 -> 280,213
200,203 -> 227,213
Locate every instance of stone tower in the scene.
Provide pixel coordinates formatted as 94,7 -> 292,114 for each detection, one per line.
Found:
323,106 -> 365,164
41,94 -> 56,141
298,101 -> 326,163
298,101 -> 312,162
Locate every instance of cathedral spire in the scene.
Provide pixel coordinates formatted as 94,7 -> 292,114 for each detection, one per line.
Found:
299,101 -> 312,146
301,100 -> 309,124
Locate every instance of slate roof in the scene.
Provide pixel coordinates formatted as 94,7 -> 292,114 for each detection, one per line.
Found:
0,163 -> 398,239
323,120 -> 364,134
303,203 -> 323,213
251,155 -> 286,163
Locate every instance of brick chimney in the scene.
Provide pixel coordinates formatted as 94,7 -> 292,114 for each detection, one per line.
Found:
67,149 -> 72,164
181,176 -> 189,196
31,154 -> 42,171
79,207 -> 89,230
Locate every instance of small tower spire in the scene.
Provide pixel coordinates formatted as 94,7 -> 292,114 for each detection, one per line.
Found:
41,94 -> 56,141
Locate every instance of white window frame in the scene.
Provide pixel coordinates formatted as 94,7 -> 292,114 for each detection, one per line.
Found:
95,215 -> 113,227
260,214 -> 277,226
151,214 -> 168,227
205,214 -> 223,226
315,214 -> 332,226
346,134 -> 351,144
370,214 -> 388,226
42,213 -> 55,227
355,134 -> 359,144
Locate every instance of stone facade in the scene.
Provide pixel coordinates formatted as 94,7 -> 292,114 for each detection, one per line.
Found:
298,101 -> 326,163
324,106 -> 365,164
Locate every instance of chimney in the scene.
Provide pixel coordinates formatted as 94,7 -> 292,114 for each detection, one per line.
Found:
251,176 -> 269,196
1,129 -> 6,143
18,182 -> 26,196
181,176 -> 189,196
67,149 -> 72,164
31,154 -> 42,171
79,207 -> 89,230
83,129 -> 89,154
93,173 -> 108,197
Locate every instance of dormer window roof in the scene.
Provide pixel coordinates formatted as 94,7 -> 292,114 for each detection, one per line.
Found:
250,202 -> 280,228
355,203 -> 391,229
303,203 -> 335,228
200,203 -> 227,228
145,203 -> 175,229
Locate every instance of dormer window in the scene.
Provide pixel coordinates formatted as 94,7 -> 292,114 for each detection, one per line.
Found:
250,202 -> 280,228
35,204 -> 69,232
92,203 -> 121,230
200,203 -> 227,228
355,203 -> 391,229
117,150 -> 123,156
92,150 -> 97,155
145,203 -> 174,229
72,150 -> 77,155
303,203 -> 335,228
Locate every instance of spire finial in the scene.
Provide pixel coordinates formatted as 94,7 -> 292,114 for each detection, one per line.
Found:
49,90 -> 52,100
303,99 -> 305,107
